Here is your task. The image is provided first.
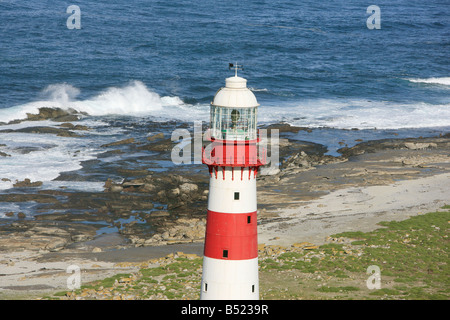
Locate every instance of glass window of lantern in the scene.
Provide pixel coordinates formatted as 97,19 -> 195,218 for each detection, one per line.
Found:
211,106 -> 257,140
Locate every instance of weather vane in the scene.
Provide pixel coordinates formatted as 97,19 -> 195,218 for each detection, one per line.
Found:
229,62 -> 244,77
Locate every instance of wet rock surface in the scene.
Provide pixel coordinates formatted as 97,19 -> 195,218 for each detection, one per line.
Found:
24,107 -> 84,123
0,116 -> 210,254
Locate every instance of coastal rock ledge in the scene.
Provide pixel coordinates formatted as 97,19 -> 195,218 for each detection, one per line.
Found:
131,218 -> 206,246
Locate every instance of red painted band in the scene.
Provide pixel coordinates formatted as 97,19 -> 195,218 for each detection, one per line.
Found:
204,210 -> 258,260
202,142 -> 266,167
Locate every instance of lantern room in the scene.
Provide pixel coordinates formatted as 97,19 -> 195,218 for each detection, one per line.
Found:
210,76 -> 259,141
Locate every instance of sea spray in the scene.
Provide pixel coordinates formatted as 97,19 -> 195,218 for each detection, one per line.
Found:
41,83 -> 81,104
72,80 -> 183,116
0,81 -> 189,123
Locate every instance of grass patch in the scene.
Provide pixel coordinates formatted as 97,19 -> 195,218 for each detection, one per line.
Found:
140,267 -> 166,277
317,286 -> 360,293
262,209 -> 449,299
332,231 -> 367,239
97,273 -> 131,288
368,288 -> 401,296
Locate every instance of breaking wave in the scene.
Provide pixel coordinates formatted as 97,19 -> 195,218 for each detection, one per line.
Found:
259,99 -> 450,130
0,81 -> 187,123
1,82 -> 449,130
407,77 -> 450,86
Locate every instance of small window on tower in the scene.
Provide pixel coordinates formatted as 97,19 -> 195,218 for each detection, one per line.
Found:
252,285 -> 255,293
234,192 -> 239,200
204,283 -> 208,292
223,249 -> 228,258
247,216 -> 251,224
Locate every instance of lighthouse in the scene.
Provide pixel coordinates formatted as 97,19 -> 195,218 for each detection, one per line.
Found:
200,65 -> 266,300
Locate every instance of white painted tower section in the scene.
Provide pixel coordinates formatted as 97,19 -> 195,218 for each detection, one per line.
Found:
208,167 -> 257,214
201,167 -> 259,300
201,257 -> 259,299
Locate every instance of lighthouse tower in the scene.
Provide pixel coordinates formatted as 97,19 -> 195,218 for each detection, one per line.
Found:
201,65 -> 265,300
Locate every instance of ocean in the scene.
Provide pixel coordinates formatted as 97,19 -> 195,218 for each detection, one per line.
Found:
0,0 -> 449,217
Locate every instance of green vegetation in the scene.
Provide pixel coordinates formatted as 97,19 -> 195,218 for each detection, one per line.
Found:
260,208 -> 449,299
46,206 -> 449,300
317,286 -> 360,293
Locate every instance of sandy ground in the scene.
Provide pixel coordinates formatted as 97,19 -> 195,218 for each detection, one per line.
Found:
0,241 -> 204,299
258,172 -> 450,247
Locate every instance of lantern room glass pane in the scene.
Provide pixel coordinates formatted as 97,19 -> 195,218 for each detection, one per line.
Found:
210,106 -> 257,141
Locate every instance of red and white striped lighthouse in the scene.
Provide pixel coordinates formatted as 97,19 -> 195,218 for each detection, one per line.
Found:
201,66 -> 265,300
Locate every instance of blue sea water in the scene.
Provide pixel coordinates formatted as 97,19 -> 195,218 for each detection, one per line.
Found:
1,0 -> 449,121
0,0 -> 449,198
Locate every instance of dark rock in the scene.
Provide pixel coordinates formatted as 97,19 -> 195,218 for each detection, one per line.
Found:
13,179 -> 43,188
71,234 -> 92,242
25,107 -> 81,122
147,132 -> 164,141
17,212 -> 26,219
0,193 -> 59,203
101,138 -> 135,147
137,138 -> 174,152
337,136 -> 450,158
262,122 -> 310,133
73,125 -> 89,131
281,151 -> 341,171
59,123 -> 89,130
59,122 -> 75,128
150,211 -> 170,217
0,126 -> 81,137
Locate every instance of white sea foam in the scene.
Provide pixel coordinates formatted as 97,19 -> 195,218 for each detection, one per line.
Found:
249,87 -> 269,92
407,77 -> 450,86
259,99 -> 450,130
0,132 -> 99,190
71,81 -> 184,116
42,181 -> 105,192
41,83 -> 81,103
0,80 -> 186,123
1,81 -> 449,131
0,202 -> 40,218
0,203 -> 20,218
1,88 -> 449,192
0,80 -> 193,191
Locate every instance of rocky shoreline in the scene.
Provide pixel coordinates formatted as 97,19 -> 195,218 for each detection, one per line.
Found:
1,113 -> 449,251
0,108 -> 449,299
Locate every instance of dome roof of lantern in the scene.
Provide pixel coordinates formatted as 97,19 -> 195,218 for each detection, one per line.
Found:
212,76 -> 259,108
